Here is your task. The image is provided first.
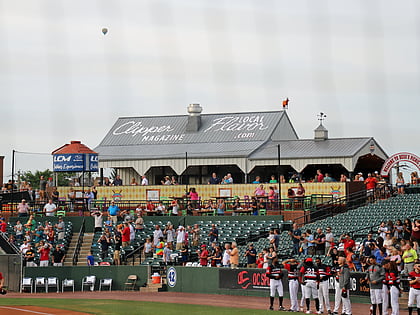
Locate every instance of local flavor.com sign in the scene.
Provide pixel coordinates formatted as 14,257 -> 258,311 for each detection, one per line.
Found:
53,154 -> 98,172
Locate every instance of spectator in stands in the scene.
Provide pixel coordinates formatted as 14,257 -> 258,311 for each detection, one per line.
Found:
270,229 -> 280,251
323,173 -> 335,182
364,173 -> 377,202
269,175 -> 278,183
91,210 -> 103,233
113,225 -> 122,265
20,240 -> 30,255
254,184 -> 266,197
164,224 -> 175,247
199,244 -> 209,267
113,175 -> 123,186
87,251 -> 94,266
402,241 -> 418,274
25,244 -> 36,267
412,219 -> 420,243
155,237 -> 164,257
296,183 -> 305,197
306,230 -> 315,255
103,177 -> 111,186
245,243 -> 257,268
249,197 -> 258,215
14,220 -> 23,240
107,201 -> 120,224
163,242 -> 172,265
130,177 -> 138,186
222,243 -> 231,268
314,228 -> 326,256
190,224 -> 200,247
17,199 -> 30,217
394,219 -> 404,240
169,199 -> 179,215
208,224 -> 218,243
396,172 -> 405,194
170,176 -> 178,185
224,173 -> 233,184
186,187 -> 199,209
208,172 -> 221,185
360,233 -> 377,257
121,223 -> 131,247
143,237 -> 153,258
230,242 -> 239,269
289,223 -> 302,256
267,246 -> 277,265
141,175 -> 149,186
37,242 -> 51,267
279,175 -> 286,183
134,213 -> 144,231
98,234 -> 111,260
216,199 -> 225,216
252,176 -> 261,184
52,245 -> 65,266
340,174 -> 348,182
325,226 -> 334,255
43,199 -> 57,217
153,225 -> 163,247
39,176 -> 47,200
378,221 -> 388,239
161,176 -> 171,185
340,233 -> 355,254
315,169 -> 324,183
54,218 -> 65,241
411,171 -> 419,185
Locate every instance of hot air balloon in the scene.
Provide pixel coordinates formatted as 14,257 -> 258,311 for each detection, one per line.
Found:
102,28 -> 108,35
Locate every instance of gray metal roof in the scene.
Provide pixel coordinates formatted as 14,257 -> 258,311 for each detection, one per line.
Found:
97,141 -> 264,160
248,137 -> 376,159
95,110 -> 299,160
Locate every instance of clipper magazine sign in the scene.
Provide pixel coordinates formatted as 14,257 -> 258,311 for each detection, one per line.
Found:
53,153 -> 98,172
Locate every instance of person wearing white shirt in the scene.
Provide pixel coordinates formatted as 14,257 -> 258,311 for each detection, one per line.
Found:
141,175 -> 149,186
43,199 -> 57,217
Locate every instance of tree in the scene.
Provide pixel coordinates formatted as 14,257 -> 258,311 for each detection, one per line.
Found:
20,170 -> 74,188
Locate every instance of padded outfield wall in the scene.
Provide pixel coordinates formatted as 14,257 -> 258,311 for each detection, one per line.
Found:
23,266 -> 369,298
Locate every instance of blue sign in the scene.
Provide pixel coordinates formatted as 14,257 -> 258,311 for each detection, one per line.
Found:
167,267 -> 177,288
53,153 -> 98,172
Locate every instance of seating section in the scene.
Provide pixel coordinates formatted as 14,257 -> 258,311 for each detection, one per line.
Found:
7,220 -> 73,266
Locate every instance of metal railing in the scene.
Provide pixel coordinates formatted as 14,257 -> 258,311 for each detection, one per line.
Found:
290,184 -> 393,225
72,218 -> 85,265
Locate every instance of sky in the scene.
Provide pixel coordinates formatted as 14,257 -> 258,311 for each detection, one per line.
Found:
1,0 -> 420,182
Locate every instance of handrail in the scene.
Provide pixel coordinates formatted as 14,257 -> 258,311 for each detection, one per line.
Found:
0,231 -> 21,254
72,218 -> 85,265
289,184 -> 393,225
124,243 -> 144,265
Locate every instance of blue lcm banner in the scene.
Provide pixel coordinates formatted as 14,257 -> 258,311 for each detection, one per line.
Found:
53,153 -> 98,172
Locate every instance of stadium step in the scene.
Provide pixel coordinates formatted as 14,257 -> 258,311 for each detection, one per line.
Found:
63,232 -> 94,266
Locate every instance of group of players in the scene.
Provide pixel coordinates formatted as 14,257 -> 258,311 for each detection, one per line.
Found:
266,255 -> 420,314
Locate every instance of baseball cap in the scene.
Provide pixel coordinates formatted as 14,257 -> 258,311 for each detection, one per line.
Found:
201,244 -> 206,247
305,257 -> 313,262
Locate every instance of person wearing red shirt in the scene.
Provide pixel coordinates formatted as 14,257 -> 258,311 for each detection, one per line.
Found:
38,242 -> 52,267
340,234 -> 355,254
364,173 -> 377,202
316,170 -> 324,183
146,201 -> 155,212
408,262 -> 420,315
0,218 -> 6,233
199,244 -> 209,267
121,223 -> 131,247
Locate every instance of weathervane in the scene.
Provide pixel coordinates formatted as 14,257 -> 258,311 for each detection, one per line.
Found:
317,112 -> 327,125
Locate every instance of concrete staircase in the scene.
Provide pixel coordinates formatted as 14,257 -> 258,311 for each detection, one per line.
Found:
64,232 -> 94,266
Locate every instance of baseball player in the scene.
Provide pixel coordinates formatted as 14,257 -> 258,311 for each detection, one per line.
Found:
299,257 -> 321,314
315,257 -> 332,314
383,260 -> 400,315
266,258 -> 286,311
408,261 -> 420,315
332,256 -> 352,315
366,255 -> 386,315
283,258 -> 300,312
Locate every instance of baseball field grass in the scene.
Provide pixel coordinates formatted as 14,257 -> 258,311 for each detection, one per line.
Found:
0,298 -> 289,314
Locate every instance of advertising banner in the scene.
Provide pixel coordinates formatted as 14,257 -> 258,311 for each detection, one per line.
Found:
219,269 -> 369,296
53,153 -> 98,172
